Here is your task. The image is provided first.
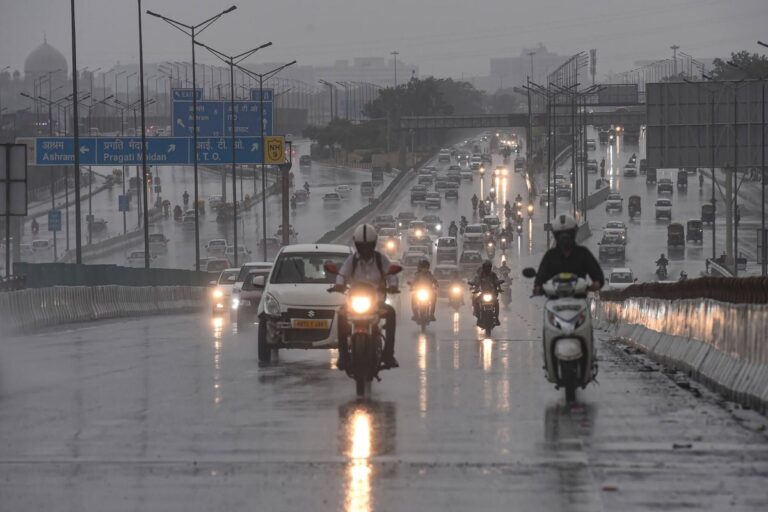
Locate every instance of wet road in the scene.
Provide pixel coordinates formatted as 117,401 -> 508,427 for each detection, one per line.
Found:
3,139 -> 768,510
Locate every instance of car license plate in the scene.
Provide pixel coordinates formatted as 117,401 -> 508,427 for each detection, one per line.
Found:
291,319 -> 330,329
240,300 -> 250,306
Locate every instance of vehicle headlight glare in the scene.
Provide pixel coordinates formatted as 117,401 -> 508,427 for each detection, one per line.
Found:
416,288 -> 430,302
482,293 -> 493,303
213,289 -> 223,299
387,240 -> 395,249
350,295 -> 373,314
231,298 -> 240,310
451,285 -> 461,295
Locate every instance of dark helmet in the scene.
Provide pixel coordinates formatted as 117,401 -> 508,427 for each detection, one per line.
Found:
660,253 -> 666,259
481,260 -> 493,272
418,259 -> 430,271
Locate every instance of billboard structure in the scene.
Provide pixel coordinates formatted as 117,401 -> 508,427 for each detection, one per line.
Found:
646,81 -> 767,169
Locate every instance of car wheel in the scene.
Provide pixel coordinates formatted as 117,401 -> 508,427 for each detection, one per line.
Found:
258,319 -> 271,363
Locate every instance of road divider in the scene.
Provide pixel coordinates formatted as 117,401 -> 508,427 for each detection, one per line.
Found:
593,295 -> 768,413
0,285 -> 206,333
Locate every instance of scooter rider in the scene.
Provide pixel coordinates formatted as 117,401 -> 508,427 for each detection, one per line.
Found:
471,260 -> 502,326
656,253 -> 669,270
532,214 -> 604,295
459,216 -> 468,233
182,190 -> 189,207
303,181 -> 310,193
334,224 -> 399,370
448,221 -> 458,238
411,259 -> 438,322
498,259 -> 511,282
471,194 -> 479,211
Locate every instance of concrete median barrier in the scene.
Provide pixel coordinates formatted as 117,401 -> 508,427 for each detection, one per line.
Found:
595,296 -> 768,413
0,285 -> 207,333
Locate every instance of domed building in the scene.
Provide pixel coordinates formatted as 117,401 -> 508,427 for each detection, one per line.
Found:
24,38 -> 68,86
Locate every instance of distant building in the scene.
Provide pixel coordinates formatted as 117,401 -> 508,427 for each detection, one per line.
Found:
489,44 -> 569,91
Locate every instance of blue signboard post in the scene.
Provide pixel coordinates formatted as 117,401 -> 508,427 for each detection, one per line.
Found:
47,209 -> 61,231
34,137 -> 265,166
118,195 -> 130,212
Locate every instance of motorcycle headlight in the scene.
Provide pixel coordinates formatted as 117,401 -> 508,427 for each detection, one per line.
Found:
416,288 -> 431,302
451,285 -> 462,296
415,229 -> 423,238
386,240 -> 395,250
527,205 -> 534,213
264,293 -> 281,316
350,295 -> 373,314
213,288 -> 224,299
436,224 -> 441,231
482,293 -> 493,303
501,238 -> 507,243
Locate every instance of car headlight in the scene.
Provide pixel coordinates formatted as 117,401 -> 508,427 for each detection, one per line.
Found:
416,288 -> 431,302
482,293 -> 493,303
264,293 -> 281,316
213,288 -> 224,299
436,224 -> 441,231
451,285 -> 462,296
350,295 -> 373,314
415,229 -> 423,238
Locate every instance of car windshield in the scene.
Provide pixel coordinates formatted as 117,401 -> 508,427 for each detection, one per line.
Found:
484,217 -> 500,226
657,200 -> 672,206
607,223 -> 623,229
209,240 -> 226,247
438,238 -> 457,247
218,269 -> 239,284
603,236 -> 622,244
270,252 -> 349,284
611,272 -> 633,283
465,225 -> 482,233
148,234 -> 165,242
461,253 -> 481,262
237,265 -> 270,282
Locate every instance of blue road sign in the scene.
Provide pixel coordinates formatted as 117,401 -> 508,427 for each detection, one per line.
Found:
35,137 -> 266,166
47,209 -> 61,231
118,195 -> 130,212
171,88 -> 273,137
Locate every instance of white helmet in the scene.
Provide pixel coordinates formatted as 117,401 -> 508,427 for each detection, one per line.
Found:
551,214 -> 578,233
353,223 -> 378,245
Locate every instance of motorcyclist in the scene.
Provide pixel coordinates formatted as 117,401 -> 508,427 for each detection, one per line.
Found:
448,221 -> 458,238
515,193 -> 523,209
502,223 -> 515,240
303,181 -> 310,193
334,224 -> 399,370
31,218 -> 39,234
182,190 -> 189,207
411,259 -> 438,322
471,260 -> 502,326
471,194 -> 479,211
173,205 -> 182,220
498,259 -> 511,282
656,253 -> 669,269
290,195 -> 297,210
459,216 -> 468,233
679,270 -> 688,281
533,214 -> 604,295
478,201 -> 487,217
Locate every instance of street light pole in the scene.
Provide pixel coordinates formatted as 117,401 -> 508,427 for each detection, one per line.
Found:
70,0 -> 84,263
235,60 -> 297,261
194,40 -> 273,267
147,5 -> 237,271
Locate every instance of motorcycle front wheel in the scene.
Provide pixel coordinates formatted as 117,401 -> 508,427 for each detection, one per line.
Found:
561,360 -> 579,402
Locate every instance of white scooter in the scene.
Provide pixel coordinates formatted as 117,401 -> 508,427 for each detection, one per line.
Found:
522,268 -> 596,402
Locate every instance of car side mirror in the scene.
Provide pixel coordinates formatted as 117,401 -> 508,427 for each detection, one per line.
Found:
227,275 -> 236,282
324,262 -> 339,275
521,267 -> 537,278
252,275 -> 266,288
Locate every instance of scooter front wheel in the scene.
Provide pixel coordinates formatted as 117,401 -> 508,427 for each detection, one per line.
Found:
561,360 -> 579,402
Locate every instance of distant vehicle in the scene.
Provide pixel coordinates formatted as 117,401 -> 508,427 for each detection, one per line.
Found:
418,173 -> 433,185
397,211 -> 417,231
483,215 -> 501,235
459,250 -> 483,273
514,157 -> 525,172
606,268 -> 636,291
701,203 -> 715,224
425,192 -> 442,210
231,261 -> 273,322
444,183 -> 459,200
646,167 -> 657,184
31,239 -> 51,252
686,219 -> 704,243
208,195 -> 224,210
334,185 -> 352,197
126,250 -> 153,268
623,164 -> 637,177
360,181 -> 375,197
586,139 -> 596,151
299,155 -> 312,169
667,223 -> 685,249
373,214 -> 397,231
148,233 -> 168,254
605,193 -> 623,213
604,221 -> 628,241
407,221 -> 429,244
435,237 -> 458,263
460,167 -> 473,180
410,185 -> 427,205
211,268 -> 239,315
206,239 -> 228,255
556,185 -> 572,199
225,245 -> 252,260
676,170 -> 688,190
323,192 -> 342,203
655,198 -> 673,220
438,150 -> 451,163
463,224 -> 485,247
639,159 -> 647,175
598,232 -> 626,263
422,215 -> 443,235
657,178 -> 674,194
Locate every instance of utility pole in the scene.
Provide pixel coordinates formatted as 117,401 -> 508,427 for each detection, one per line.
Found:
391,51 -> 399,88
671,45 -> 680,76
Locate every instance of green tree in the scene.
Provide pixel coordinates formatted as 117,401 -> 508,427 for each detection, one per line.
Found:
710,50 -> 768,80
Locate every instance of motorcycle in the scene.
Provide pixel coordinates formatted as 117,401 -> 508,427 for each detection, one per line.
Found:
499,236 -> 508,252
486,240 -> 496,259
522,268 -> 596,402
409,282 -> 436,333
656,264 -> 668,280
448,281 -> 464,310
478,202 -> 487,217
515,222 -> 523,234
448,225 -> 458,238
326,262 -> 402,397
470,281 -> 502,337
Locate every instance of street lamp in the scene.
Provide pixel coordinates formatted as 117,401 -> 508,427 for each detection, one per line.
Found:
234,60 -> 297,260
318,79 -> 336,123
147,5 -> 237,271
336,81 -> 350,120
193,39 -> 273,267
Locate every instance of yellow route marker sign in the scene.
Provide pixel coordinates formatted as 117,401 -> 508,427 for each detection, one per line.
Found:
264,136 -> 285,164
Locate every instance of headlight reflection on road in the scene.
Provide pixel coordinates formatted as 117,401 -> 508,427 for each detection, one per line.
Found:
482,337 -> 493,372
452,311 -> 460,335
211,317 -> 224,406
418,334 -> 428,417
345,409 -> 372,512
527,217 -> 534,253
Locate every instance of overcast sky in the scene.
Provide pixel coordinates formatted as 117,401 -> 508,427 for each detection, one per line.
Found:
1,0 -> 766,80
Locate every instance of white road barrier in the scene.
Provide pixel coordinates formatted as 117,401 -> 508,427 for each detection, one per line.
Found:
593,297 -> 768,413
0,285 -> 206,333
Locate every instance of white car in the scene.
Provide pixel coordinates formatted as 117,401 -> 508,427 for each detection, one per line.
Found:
206,239 -> 228,256
148,233 -> 168,254
31,239 -> 51,253
255,244 -> 353,362
334,185 -> 352,197
231,261 -> 273,313
606,268 -> 636,291
211,268 -> 239,315
604,221 -> 627,240
208,195 -> 224,210
126,250 -> 153,268
655,198 -> 673,220
463,224 -> 486,245
323,192 -> 342,203
225,245 -> 252,260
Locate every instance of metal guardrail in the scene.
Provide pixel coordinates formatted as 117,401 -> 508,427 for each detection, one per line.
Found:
600,276 -> 768,304
0,285 -> 206,333
14,262 -> 215,288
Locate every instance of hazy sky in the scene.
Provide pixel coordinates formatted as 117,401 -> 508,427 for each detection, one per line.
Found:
1,0 -> 766,80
